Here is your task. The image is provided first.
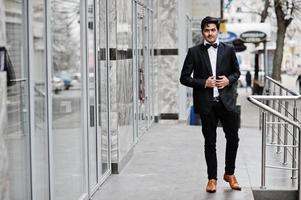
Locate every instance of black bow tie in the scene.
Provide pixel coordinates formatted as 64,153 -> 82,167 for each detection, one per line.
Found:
205,43 -> 218,49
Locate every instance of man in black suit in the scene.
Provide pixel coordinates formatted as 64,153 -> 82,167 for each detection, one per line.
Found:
180,16 -> 241,193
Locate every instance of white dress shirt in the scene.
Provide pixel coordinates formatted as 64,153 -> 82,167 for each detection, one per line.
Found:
204,38 -> 219,97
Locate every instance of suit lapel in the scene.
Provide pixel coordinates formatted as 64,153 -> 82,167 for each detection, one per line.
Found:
198,44 -> 213,76
216,43 -> 224,75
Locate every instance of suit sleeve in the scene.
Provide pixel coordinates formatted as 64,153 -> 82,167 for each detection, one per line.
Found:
226,46 -> 241,85
180,48 -> 206,88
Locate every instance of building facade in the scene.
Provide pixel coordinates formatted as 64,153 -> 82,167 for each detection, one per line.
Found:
0,0 -> 220,199
0,0 -> 155,199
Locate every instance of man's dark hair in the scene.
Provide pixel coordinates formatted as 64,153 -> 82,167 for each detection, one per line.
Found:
201,16 -> 220,31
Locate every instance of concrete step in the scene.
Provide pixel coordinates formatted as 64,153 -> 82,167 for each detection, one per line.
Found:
252,188 -> 298,200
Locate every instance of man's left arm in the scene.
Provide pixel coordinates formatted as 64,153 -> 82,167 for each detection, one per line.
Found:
216,47 -> 240,89
226,47 -> 240,85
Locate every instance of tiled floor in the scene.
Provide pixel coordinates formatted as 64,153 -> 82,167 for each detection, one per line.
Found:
92,76 -> 299,200
93,123 -> 260,200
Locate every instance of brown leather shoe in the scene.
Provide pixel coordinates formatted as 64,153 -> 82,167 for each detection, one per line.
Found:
223,174 -> 241,190
206,179 -> 217,193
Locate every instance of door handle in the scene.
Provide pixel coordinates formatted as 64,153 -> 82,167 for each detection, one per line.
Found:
90,105 -> 94,127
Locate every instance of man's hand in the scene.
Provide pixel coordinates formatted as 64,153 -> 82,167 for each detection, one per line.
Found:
216,75 -> 229,89
205,76 -> 216,88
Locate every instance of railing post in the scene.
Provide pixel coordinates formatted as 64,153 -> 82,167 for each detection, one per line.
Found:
277,88 -> 282,153
283,100 -> 289,165
250,77 -> 301,193
292,102 -> 298,179
271,84 -> 276,144
298,125 -> 301,200
261,111 -> 267,189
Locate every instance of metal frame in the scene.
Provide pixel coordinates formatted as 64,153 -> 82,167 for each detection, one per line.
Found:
24,0 -> 33,199
146,7 -> 155,127
80,0 -> 90,198
134,0 -> 140,140
87,0 -> 103,196
248,76 -> 301,199
132,0 -> 138,142
86,0 -> 112,197
150,7 -> 154,123
11,0 -> 164,198
133,0 -> 154,139
9,0 -> 115,199
105,0 -> 112,177
47,0 -> 91,199
145,7 -> 150,129
93,0 -> 112,195
28,0 -> 54,199
45,0 -> 54,198
138,2 -> 145,136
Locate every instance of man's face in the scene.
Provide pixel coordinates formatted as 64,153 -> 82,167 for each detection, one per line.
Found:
202,23 -> 218,44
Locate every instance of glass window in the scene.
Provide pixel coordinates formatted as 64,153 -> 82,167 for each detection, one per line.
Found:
31,0 -> 49,199
116,0 -> 134,160
50,0 -> 86,199
87,0 -> 98,189
97,0 -> 109,176
3,0 -> 31,199
137,5 -> 147,135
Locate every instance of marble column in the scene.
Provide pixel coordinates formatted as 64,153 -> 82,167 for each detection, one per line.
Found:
156,0 -> 179,114
153,0 -> 159,117
0,72 -> 9,200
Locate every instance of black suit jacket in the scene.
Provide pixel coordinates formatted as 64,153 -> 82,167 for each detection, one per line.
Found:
180,42 -> 240,114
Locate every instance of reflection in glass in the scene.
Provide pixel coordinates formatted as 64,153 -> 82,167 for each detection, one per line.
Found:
32,0 -> 49,199
137,5 -> 147,135
50,0 -> 85,199
149,11 -> 154,121
116,0 -> 134,158
97,0 -> 109,175
3,0 -> 31,199
87,0 -> 98,189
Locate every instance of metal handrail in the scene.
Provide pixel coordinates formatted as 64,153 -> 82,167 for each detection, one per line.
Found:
250,95 -> 301,100
249,75 -> 301,200
247,96 -> 300,128
248,95 -> 301,197
277,102 -> 297,120
268,124 -> 297,141
265,76 -> 299,96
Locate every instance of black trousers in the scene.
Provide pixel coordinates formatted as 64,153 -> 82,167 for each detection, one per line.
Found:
199,100 -> 239,180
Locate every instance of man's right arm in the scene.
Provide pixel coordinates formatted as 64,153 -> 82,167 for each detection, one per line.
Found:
179,48 -> 206,88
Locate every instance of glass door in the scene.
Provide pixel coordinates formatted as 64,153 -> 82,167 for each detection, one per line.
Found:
50,0 -> 86,199
86,0 -> 111,197
31,0 -> 50,199
97,0 -> 110,178
3,0 -> 31,199
87,0 -> 98,194
95,0 -> 110,189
